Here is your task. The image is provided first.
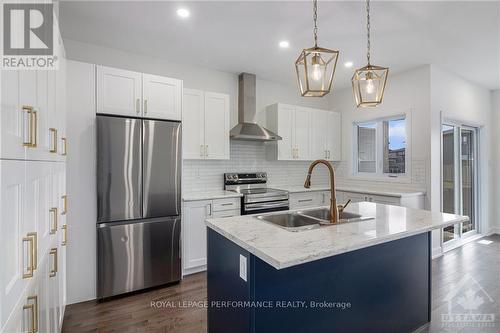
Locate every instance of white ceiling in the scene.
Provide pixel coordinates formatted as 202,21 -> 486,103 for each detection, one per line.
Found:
60,1 -> 500,90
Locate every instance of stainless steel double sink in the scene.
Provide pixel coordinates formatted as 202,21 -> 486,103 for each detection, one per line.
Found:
256,208 -> 374,232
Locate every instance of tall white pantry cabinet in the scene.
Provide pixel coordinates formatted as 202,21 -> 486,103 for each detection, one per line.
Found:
0,7 -> 68,333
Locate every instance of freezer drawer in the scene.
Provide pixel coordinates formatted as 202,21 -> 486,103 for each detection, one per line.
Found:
97,217 -> 181,298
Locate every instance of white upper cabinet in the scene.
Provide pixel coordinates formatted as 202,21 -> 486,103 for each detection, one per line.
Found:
310,110 -> 328,160
0,70 -> 24,160
97,66 -> 142,117
326,111 -> 341,161
267,103 -> 341,161
182,89 -> 230,160
142,74 -> 182,120
182,89 -> 205,159
310,110 -> 342,161
293,107 -> 311,161
204,92 -> 230,160
97,65 -> 183,121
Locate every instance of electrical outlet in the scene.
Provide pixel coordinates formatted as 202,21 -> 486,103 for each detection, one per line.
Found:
239,254 -> 247,282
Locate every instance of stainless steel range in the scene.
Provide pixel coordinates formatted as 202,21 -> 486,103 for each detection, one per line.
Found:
224,172 -> 289,215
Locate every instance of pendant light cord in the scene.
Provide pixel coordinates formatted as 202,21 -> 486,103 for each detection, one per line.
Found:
313,0 -> 318,47
366,0 -> 371,65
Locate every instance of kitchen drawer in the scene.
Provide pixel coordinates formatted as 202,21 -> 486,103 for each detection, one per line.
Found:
212,210 -> 240,218
341,192 -> 367,203
289,192 -> 323,209
212,198 -> 240,212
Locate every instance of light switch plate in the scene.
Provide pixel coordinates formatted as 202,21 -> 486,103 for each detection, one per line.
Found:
239,254 -> 247,282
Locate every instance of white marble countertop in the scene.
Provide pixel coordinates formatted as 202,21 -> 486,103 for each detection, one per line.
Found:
275,185 -> 425,198
206,202 -> 467,270
183,190 -> 242,201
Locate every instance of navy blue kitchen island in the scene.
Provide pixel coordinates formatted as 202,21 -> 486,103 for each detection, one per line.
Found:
205,202 -> 468,333
207,228 -> 431,333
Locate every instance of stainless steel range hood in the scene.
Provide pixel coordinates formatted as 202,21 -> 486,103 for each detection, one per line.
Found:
230,73 -> 282,141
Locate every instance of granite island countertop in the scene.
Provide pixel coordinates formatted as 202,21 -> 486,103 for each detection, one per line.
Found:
206,202 -> 467,270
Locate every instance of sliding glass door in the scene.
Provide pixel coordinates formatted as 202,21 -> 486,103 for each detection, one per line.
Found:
441,123 -> 479,246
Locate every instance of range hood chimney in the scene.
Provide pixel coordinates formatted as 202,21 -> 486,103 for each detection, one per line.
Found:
230,73 -> 282,141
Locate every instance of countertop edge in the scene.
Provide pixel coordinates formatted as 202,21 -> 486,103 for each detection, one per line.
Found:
182,192 -> 243,202
205,215 -> 468,270
280,186 -> 426,198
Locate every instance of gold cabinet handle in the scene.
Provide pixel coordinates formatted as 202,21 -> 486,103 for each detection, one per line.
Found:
62,225 -> 67,246
61,137 -> 67,156
22,106 -> 37,147
136,98 -> 140,114
22,234 -> 35,279
49,248 -> 58,277
49,208 -> 58,234
24,295 -> 38,333
61,195 -> 68,215
49,128 -> 58,153
144,99 -> 148,114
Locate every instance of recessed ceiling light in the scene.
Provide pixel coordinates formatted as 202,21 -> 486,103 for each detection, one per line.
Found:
344,61 -> 354,68
279,41 -> 290,48
177,8 -> 190,18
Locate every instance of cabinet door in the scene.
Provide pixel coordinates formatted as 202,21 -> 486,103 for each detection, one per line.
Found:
20,71 -> 38,159
142,73 -> 182,120
204,92 -> 229,160
56,58 -> 67,161
310,110 -> 328,160
96,65 -> 142,117
0,160 -> 27,329
182,89 -> 205,159
326,112 -> 341,161
0,70 -> 26,160
276,104 -> 295,160
294,107 -> 311,160
183,200 -> 211,270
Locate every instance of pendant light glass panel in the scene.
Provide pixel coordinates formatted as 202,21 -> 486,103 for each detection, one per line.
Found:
296,47 -> 339,97
352,64 -> 388,107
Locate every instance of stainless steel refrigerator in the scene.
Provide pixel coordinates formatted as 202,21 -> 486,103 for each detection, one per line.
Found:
96,115 -> 181,299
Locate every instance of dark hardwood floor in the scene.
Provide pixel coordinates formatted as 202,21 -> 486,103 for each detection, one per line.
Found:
62,235 -> 500,333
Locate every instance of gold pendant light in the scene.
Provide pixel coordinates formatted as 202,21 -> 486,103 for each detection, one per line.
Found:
352,0 -> 389,107
295,0 -> 339,97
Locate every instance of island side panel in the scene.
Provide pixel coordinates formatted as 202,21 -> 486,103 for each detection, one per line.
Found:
207,229 -> 253,333
252,232 -> 432,333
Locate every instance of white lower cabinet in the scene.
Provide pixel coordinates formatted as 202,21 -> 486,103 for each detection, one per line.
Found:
182,198 -> 240,276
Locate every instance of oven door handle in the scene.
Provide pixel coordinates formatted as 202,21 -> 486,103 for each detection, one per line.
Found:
245,201 -> 289,212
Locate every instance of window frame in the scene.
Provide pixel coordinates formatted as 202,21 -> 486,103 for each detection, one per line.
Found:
352,113 -> 411,182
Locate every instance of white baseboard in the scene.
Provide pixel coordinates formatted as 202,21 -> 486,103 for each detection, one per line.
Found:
486,228 -> 500,236
432,246 -> 443,259
182,265 -> 206,277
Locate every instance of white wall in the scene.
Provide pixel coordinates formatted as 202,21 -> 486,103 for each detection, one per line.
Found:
492,90 -> 500,234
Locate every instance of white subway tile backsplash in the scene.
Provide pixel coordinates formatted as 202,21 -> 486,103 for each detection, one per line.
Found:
182,141 -> 426,194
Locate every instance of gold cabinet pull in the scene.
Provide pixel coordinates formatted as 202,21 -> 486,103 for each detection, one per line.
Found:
62,225 -> 67,246
22,234 -> 35,279
144,99 -> 148,114
61,137 -> 67,156
24,295 -> 38,333
61,195 -> 68,215
49,208 -> 58,234
49,248 -> 58,277
49,128 -> 58,153
22,106 -> 37,147
136,98 -> 140,114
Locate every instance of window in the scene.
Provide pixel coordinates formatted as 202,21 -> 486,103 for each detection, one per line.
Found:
354,116 -> 407,177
